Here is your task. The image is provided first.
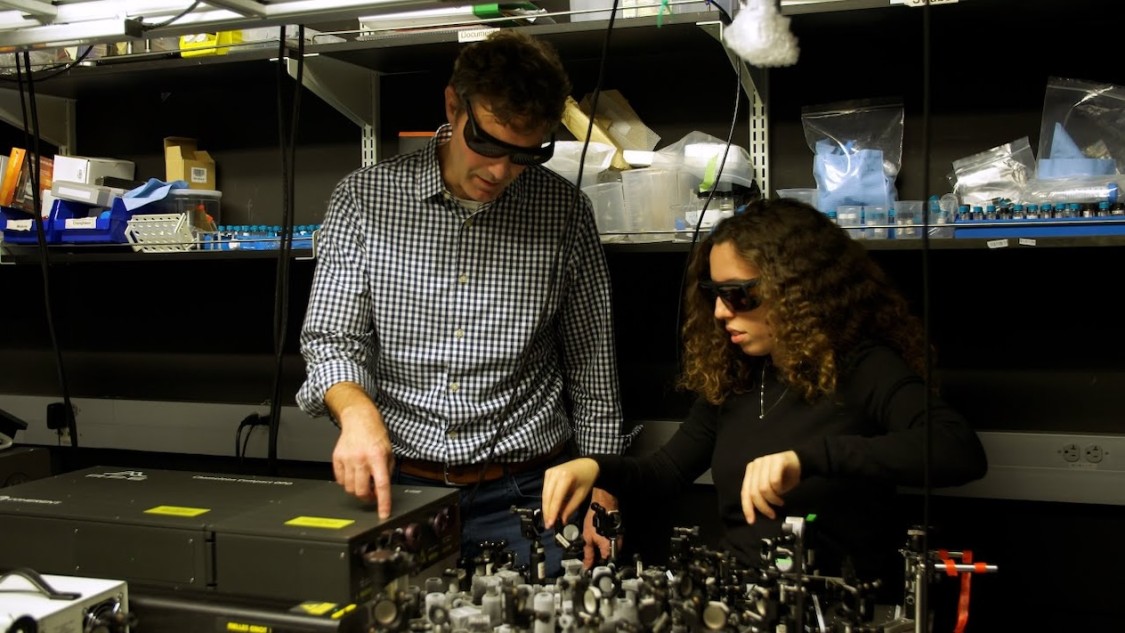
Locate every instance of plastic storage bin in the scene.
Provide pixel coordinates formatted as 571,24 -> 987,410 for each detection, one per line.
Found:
53,197 -> 132,243
1,205 -> 57,244
151,189 -> 221,230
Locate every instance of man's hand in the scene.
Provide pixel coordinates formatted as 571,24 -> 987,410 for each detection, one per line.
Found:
327,382 -> 395,518
741,450 -> 801,524
582,488 -> 621,568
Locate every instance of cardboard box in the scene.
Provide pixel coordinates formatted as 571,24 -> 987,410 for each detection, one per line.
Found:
164,137 -> 216,190
53,155 -> 135,186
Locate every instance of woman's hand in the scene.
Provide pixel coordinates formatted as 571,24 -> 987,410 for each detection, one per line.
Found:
542,458 -> 600,530
741,450 -> 801,524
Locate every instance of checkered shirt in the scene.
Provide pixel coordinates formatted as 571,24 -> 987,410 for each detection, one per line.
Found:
297,126 -> 632,463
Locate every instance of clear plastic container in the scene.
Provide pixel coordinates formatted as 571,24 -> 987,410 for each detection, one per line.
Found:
894,200 -> 923,238
836,205 -> 863,239
145,189 -> 222,230
776,188 -> 819,210
583,182 -> 630,235
621,168 -> 694,234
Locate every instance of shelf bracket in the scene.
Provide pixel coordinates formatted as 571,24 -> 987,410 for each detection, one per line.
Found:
0,88 -> 77,154
697,20 -> 770,197
0,0 -> 57,22
286,54 -> 382,166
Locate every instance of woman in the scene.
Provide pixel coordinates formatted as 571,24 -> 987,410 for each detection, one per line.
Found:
542,198 -> 988,581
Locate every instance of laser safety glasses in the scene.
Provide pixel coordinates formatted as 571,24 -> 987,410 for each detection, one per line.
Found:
461,95 -> 555,166
699,278 -> 763,312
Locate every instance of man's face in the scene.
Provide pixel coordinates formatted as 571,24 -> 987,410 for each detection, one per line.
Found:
440,86 -> 551,203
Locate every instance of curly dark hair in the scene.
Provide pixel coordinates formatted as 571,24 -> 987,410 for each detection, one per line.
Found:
449,29 -> 571,134
677,198 -> 929,405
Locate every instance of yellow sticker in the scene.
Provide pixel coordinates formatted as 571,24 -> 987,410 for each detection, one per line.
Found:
144,505 -> 210,517
284,516 -> 355,529
331,604 -> 357,620
225,622 -> 270,633
295,602 -> 337,616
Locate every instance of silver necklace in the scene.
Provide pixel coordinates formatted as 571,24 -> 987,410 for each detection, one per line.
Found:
760,364 -> 789,419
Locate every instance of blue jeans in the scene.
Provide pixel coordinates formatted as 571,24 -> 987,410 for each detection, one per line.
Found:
393,451 -> 572,579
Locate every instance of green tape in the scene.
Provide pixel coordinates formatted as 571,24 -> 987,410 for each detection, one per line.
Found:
699,155 -> 719,193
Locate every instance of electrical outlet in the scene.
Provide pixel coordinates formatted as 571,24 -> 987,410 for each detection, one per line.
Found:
1060,443 -> 1080,463
1084,444 -> 1104,464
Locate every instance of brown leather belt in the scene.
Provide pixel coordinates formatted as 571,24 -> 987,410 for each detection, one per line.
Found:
398,442 -> 568,486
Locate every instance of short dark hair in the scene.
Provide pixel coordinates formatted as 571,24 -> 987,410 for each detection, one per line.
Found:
449,29 -> 572,133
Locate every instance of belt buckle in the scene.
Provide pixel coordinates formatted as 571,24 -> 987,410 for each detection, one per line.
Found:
442,463 -> 466,487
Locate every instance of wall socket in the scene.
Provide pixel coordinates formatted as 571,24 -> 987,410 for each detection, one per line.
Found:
1084,444 -> 1105,464
1060,443 -> 1080,463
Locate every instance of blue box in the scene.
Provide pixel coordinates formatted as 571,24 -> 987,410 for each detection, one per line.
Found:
1,205 -> 57,244
52,197 -> 132,244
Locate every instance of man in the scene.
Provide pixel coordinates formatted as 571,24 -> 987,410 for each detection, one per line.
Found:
296,29 -> 632,573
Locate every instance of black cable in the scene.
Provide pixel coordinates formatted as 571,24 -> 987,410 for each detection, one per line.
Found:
267,27 -> 304,474
15,52 -> 78,448
919,2 -> 934,629
673,53 -> 743,373
142,1 -> 201,30
708,0 -> 734,26
464,3 -> 623,512
235,413 -> 262,460
0,47 -> 93,84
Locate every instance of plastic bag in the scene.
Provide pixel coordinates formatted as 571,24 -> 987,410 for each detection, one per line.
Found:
948,137 -> 1036,207
1037,77 -> 1125,178
801,98 -> 903,212
543,141 -> 616,188
649,131 -> 755,191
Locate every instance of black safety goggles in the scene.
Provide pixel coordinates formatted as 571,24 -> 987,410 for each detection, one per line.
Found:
461,95 -> 555,166
699,278 -> 763,312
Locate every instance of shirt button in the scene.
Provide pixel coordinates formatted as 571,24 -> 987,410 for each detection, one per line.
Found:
447,430 -> 458,438
449,382 -> 460,392
454,328 -> 464,339
458,273 -> 469,284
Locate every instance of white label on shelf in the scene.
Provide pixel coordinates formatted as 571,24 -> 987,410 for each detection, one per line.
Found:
986,238 -> 1009,249
458,28 -> 498,43
65,216 -> 98,229
5,219 -> 32,231
1018,238 -> 1037,247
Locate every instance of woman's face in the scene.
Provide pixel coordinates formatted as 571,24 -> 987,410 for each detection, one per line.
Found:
708,241 -> 773,358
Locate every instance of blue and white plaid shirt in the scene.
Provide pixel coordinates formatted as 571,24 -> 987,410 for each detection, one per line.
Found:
297,126 -> 631,464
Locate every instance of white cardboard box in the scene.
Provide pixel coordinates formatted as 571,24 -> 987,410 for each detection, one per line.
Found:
52,155 -> 135,186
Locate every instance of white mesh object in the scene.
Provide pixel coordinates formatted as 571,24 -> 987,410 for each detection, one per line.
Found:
124,213 -> 196,253
723,0 -> 800,68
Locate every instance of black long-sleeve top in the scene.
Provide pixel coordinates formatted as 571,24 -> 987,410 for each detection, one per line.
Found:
596,343 -> 988,579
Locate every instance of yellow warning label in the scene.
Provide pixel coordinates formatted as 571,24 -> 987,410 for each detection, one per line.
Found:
225,622 -> 271,633
331,604 -> 357,620
295,602 -> 337,616
144,505 -> 210,517
284,516 -> 354,529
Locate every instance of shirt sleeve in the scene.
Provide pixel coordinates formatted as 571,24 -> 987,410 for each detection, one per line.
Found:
556,197 -> 637,455
296,179 -> 379,418
595,398 -> 718,498
793,345 -> 988,487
